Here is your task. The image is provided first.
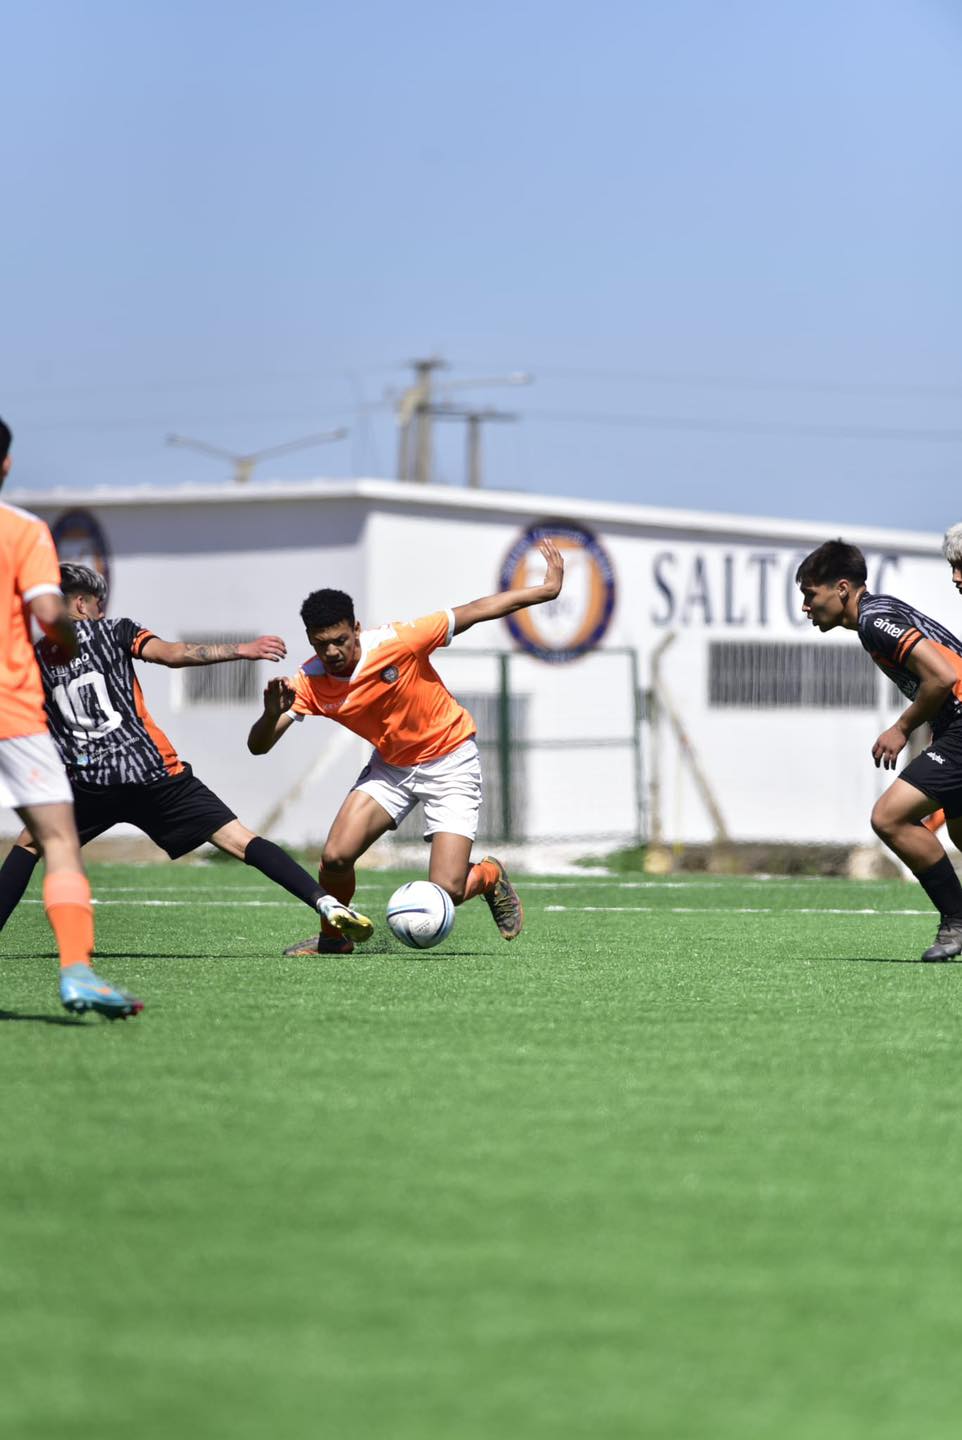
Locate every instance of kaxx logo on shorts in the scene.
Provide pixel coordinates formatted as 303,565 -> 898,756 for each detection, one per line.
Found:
926,751 -> 945,765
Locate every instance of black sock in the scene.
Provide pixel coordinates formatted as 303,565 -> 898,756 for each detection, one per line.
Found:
243,836 -> 324,910
917,855 -> 962,921
0,845 -> 40,931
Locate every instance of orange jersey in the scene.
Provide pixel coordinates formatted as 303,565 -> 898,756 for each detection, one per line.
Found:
291,610 -> 476,766
0,501 -> 63,741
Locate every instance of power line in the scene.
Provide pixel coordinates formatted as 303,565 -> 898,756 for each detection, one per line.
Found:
0,363 -> 399,402
520,408 -> 962,443
456,363 -> 962,399
393,359 -> 531,482
430,404 -> 520,488
14,390 -> 962,449
16,403 -> 386,434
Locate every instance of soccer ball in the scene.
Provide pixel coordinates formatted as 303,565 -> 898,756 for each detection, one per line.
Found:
386,880 -> 456,949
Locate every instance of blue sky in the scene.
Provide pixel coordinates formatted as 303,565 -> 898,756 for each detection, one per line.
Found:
3,0 -> 960,531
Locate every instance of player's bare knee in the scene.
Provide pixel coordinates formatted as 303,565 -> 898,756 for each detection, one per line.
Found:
871,801 -> 917,846
14,827 -> 40,857
24,807 -> 80,858
870,804 -> 895,843
211,820 -> 255,859
439,877 -> 466,906
321,847 -> 354,873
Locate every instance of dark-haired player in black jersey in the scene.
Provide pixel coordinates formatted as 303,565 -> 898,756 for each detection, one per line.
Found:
797,539 -> 962,961
0,564 -> 373,945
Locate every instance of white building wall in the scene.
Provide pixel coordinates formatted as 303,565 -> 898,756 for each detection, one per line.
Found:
10,478 -> 953,850
14,488 -> 376,847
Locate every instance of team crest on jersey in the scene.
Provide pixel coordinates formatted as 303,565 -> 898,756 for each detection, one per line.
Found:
381,665 -> 399,684
500,522 -> 616,664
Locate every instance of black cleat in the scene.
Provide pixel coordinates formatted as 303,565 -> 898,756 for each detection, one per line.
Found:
921,919 -> 962,962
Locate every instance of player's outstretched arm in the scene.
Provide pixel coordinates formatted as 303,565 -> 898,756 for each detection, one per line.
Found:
139,635 -> 287,668
451,539 -> 564,637
30,593 -> 78,660
248,677 -> 298,754
872,640 -> 957,769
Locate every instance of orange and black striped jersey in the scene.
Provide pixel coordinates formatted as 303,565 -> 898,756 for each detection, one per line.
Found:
858,592 -> 962,738
36,617 -> 184,784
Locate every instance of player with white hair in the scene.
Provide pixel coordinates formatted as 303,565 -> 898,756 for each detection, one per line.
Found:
0,562 -> 372,948
943,522 -> 962,587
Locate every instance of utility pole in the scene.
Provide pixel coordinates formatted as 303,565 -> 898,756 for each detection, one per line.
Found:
431,404 -> 518,489
166,428 -> 348,484
394,360 -> 531,485
395,356 -> 447,484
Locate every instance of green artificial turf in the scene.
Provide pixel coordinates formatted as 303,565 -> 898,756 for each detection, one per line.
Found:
2,864 -> 961,1439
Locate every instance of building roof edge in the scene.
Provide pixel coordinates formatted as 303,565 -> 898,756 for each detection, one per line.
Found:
6,475 -> 943,553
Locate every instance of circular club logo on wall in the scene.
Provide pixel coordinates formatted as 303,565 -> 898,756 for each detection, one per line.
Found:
51,509 -> 111,600
500,522 -> 616,663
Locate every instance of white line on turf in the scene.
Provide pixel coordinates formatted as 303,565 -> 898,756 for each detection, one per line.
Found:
505,878 -> 913,889
17,898 -> 935,916
544,905 -> 933,916
21,898 -> 313,908
49,877 -> 898,896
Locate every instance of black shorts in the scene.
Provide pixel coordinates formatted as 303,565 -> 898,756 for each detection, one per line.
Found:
70,764 -> 237,859
900,725 -> 962,821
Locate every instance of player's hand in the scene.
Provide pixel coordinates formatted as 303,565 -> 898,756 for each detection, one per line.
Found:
872,725 -> 908,769
263,676 -> 296,717
538,538 -> 565,599
240,635 -> 287,663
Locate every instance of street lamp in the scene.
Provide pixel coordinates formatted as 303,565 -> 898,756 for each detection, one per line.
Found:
166,427 -> 348,484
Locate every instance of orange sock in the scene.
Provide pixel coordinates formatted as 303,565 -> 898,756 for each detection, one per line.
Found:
319,866 -> 356,938
463,859 -> 500,902
923,810 -> 946,834
43,872 -> 94,969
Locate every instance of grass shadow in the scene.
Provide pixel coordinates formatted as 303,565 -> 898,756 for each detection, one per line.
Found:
836,955 -> 961,967
9,950 -> 238,962
0,1009 -> 88,1027
93,951 -> 234,961
391,949 -> 496,961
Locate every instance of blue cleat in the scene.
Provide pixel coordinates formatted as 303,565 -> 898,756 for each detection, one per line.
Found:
59,963 -> 144,1020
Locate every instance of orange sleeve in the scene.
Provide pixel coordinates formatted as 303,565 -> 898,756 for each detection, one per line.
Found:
290,667 -> 321,716
16,518 -> 62,603
394,610 -> 454,656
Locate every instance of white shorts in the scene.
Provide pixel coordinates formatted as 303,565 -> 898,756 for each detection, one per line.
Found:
353,737 -> 483,841
0,732 -> 73,809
